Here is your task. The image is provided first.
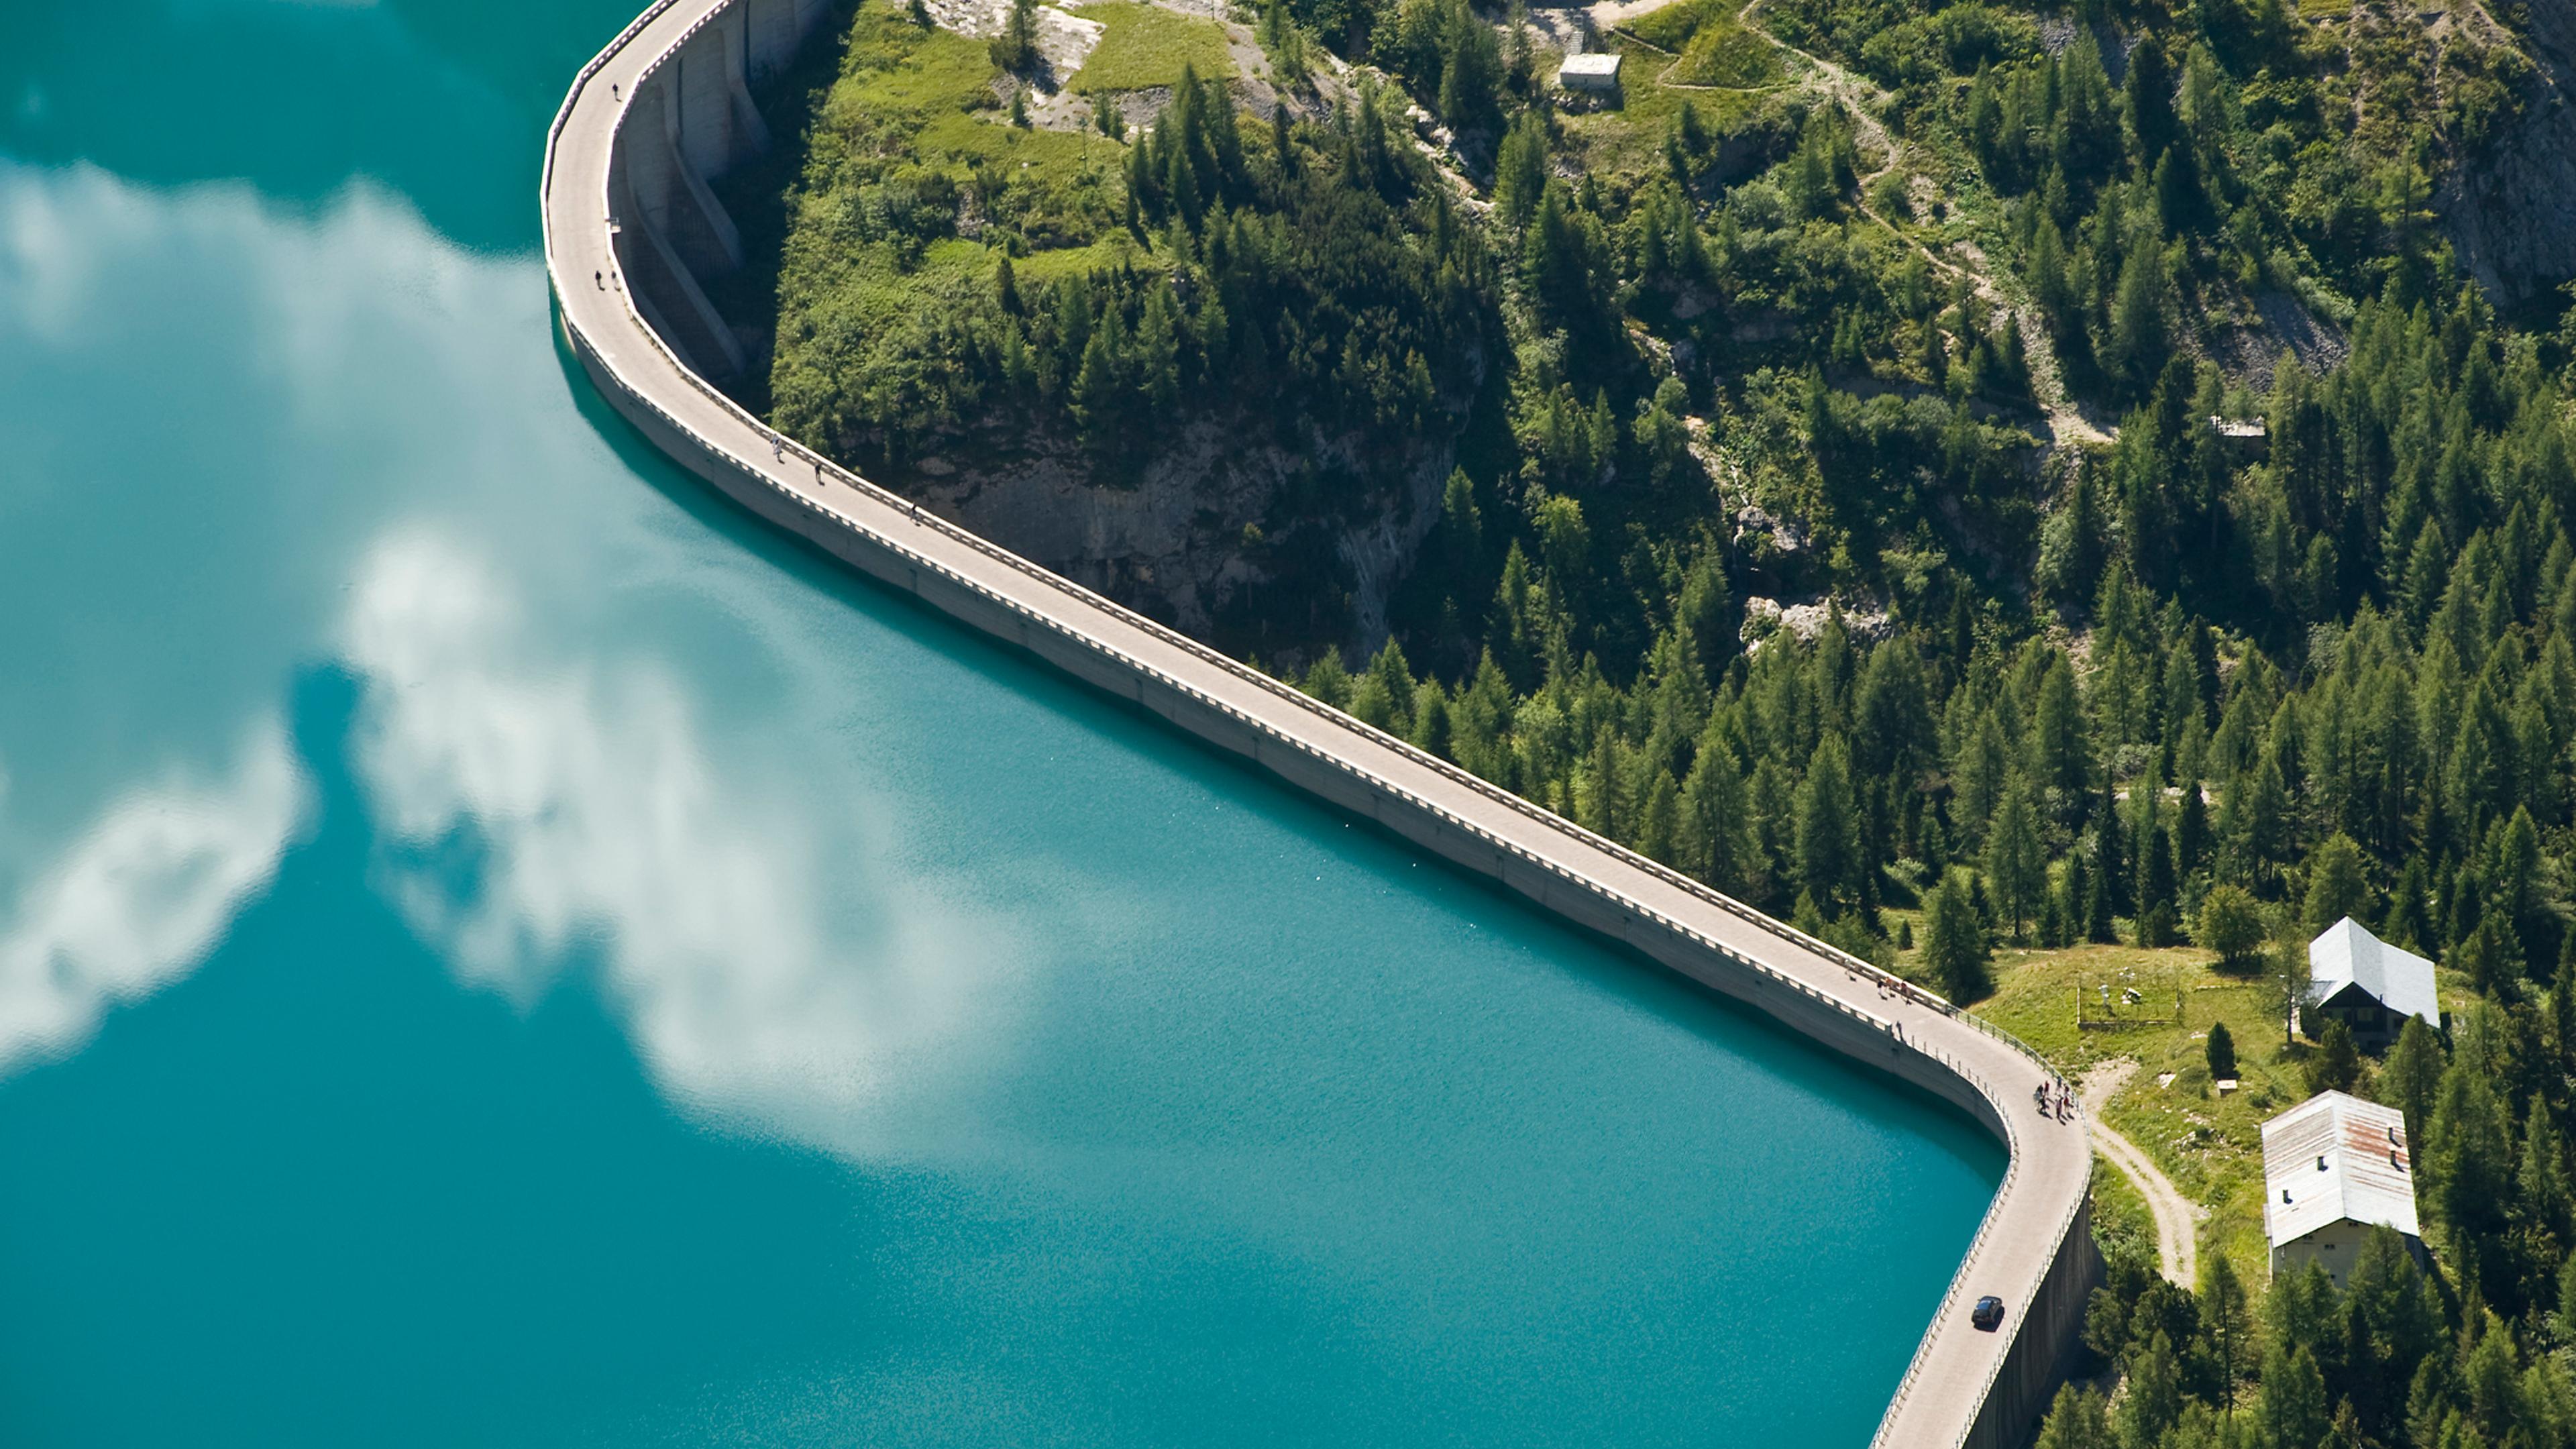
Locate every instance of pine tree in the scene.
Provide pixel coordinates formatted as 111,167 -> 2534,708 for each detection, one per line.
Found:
2206,1019 -> 2236,1079
2551,955 -> 2576,1087
1368,637 -> 1416,737
2267,934 -> 2312,1047
2174,781 -> 2210,877
2031,655 -> 2088,806
2116,1332 -> 2183,1448
2518,1105 -> 2570,1246
1493,111 -> 1548,231
2201,1250 -> 2250,1413
1679,743 -> 1752,896
2427,1055 -> 2514,1293
2104,245 -> 2167,392
1579,727 -> 1624,839
2053,848 -> 2088,943
1984,773 -> 2047,942
2378,1016 -> 2446,1144
1796,735 -> 1863,915
1439,467 -> 1483,584
2229,756 -> 2292,891
2033,1386 -> 2114,1449
1410,682 -> 1452,758
1259,0 -> 1306,83
1302,649 -> 1352,709
2258,1343 -> 2330,1449
2305,833 -> 2371,932
2137,822 -> 2178,947
1640,768 -> 1681,865
2086,812 -> 2121,943
2306,1020 -> 2361,1094
2092,784 -> 2133,907
1923,872 -> 1994,1003
991,0 -> 1040,70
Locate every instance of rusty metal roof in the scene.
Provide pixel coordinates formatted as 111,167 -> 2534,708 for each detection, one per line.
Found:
2262,1089 -> 2419,1249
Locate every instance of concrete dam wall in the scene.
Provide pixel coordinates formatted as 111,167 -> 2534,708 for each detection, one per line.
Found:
543,5 -> 2104,1444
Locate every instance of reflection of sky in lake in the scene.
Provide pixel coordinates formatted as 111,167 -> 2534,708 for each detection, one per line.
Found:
0,158 -> 1041,1145
0,4 -> 2001,1443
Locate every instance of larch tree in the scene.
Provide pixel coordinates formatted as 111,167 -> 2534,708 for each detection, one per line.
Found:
1923,872 -> 1993,1003
2304,833 -> 2370,933
1983,772 -> 2047,942
1795,734 -> 1862,916
2265,934 -> 2312,1048
2033,1386 -> 2114,1449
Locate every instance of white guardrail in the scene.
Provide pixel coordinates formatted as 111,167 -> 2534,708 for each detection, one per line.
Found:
539,11 -> 2090,1444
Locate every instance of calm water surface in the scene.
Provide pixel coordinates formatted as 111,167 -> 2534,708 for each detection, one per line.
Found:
0,2 -> 2001,1444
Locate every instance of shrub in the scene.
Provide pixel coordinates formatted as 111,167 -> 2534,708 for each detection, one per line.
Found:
2195,884 -> 2265,972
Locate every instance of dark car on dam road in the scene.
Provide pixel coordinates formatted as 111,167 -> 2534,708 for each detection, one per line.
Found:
1972,1296 -> 2006,1332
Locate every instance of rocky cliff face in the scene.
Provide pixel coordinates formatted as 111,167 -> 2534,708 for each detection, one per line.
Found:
2443,1 -> 2576,307
907,418 -> 1447,655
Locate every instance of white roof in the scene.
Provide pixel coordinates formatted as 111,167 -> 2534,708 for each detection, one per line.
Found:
1559,53 -> 1623,76
2261,1090 -> 2420,1249
2308,917 -> 2438,1026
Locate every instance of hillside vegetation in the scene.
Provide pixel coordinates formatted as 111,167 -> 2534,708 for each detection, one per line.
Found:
739,0 -> 2576,1438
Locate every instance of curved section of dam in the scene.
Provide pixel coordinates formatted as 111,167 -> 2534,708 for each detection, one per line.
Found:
543,3 -> 2104,1444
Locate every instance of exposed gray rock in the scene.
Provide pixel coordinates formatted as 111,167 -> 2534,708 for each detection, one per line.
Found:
914,420 -> 1444,651
2443,1 -> 2576,305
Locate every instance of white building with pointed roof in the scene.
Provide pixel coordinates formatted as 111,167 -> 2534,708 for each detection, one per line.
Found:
2261,1089 -> 2423,1285
2304,916 -> 2439,1049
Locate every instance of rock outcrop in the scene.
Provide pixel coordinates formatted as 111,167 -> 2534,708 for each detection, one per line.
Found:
2443,1 -> 2576,307
908,421 -> 1446,651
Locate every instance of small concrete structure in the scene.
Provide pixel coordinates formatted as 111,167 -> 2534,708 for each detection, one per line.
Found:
2208,415 -> 2269,462
1558,51 -> 1622,91
2304,917 -> 2438,1049
2261,1089 -> 2423,1285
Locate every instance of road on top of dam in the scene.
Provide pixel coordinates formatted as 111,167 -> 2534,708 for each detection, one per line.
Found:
541,6 -> 2098,1442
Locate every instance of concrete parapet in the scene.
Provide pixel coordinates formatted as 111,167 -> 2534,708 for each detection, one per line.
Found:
604,0 -> 828,377
543,5 -> 2102,1443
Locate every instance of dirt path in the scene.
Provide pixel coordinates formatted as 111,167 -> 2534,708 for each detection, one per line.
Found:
2079,1060 -> 2203,1287
1700,0 -> 2116,447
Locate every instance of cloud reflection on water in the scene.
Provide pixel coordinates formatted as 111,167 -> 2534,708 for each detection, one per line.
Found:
0,723 -> 307,1073
0,155 -> 1030,1151
339,531 -> 1027,1156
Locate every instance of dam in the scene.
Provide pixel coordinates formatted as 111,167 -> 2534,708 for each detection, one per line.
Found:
551,1 -> 2102,1445
0,0 -> 2077,1442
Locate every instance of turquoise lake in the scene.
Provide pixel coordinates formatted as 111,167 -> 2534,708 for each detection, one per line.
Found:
0,1 -> 2002,1443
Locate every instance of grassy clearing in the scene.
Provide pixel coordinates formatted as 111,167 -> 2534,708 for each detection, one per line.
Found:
1899,932 -> 2478,1289
769,2 -> 1134,439
1619,0 -> 1783,89
1667,16 -> 1784,87
1960,941 -> 2295,1285
808,11 -> 1124,247
1556,34 -> 1764,182
822,21 -> 998,125
1623,0 -> 1731,51
1067,1 -> 1237,92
